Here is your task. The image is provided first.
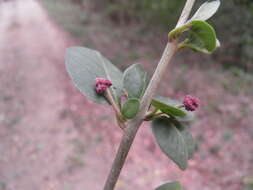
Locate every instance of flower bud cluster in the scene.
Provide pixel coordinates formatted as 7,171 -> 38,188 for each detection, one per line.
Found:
183,95 -> 200,111
95,78 -> 112,94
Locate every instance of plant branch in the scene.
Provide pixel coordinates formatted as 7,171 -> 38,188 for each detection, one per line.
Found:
139,0 -> 196,116
105,89 -> 122,118
103,119 -> 142,190
103,1 -> 196,189
105,89 -> 126,129
176,0 -> 196,27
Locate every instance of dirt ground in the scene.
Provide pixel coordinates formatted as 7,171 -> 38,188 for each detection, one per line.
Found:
0,0 -> 252,190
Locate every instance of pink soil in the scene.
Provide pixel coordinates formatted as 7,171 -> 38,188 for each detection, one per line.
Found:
0,0 -> 252,190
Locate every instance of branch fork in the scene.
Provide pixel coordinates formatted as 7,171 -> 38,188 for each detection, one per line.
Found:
103,1 -> 197,189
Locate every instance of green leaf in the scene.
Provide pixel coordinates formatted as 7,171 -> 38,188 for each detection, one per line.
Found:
180,20 -> 217,54
155,181 -> 182,190
169,118 -> 196,159
152,96 -> 195,122
65,47 -> 123,104
168,23 -> 191,41
122,98 -> 140,119
152,96 -> 195,121
152,96 -> 186,117
181,129 -> 196,159
190,0 -> 221,21
175,109 -> 195,122
152,118 -> 188,170
123,64 -> 148,99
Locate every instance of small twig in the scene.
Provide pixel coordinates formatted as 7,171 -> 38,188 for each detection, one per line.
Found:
105,89 -> 121,116
176,0 -> 196,28
103,1 -> 196,189
145,107 -> 158,118
116,116 -> 126,130
144,111 -> 164,121
105,89 -> 126,129
177,104 -> 185,109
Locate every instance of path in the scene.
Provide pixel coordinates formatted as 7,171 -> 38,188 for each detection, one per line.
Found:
0,0 -> 104,189
0,1 -> 145,189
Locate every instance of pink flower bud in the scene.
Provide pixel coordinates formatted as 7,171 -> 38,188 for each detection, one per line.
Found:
96,78 -> 112,86
95,78 -> 112,94
96,84 -> 107,94
183,95 -> 200,111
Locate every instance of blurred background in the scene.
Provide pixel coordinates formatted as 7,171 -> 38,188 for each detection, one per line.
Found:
0,0 -> 252,189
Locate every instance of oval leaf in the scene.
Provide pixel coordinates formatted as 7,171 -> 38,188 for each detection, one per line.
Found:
153,96 -> 195,121
169,118 -> 196,159
123,64 -> 148,99
152,118 -> 188,170
122,98 -> 140,119
190,0 -> 221,21
175,109 -> 195,122
181,20 -> 217,53
152,96 -> 195,121
65,47 -> 123,104
152,96 -> 186,117
155,181 -> 182,190
181,130 -> 196,159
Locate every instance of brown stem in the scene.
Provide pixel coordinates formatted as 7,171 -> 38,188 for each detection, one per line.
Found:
176,0 -> 196,28
105,89 -> 122,118
103,119 -> 142,190
144,111 -> 164,121
103,1 -> 196,189
105,89 -> 126,129
145,107 -> 159,119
